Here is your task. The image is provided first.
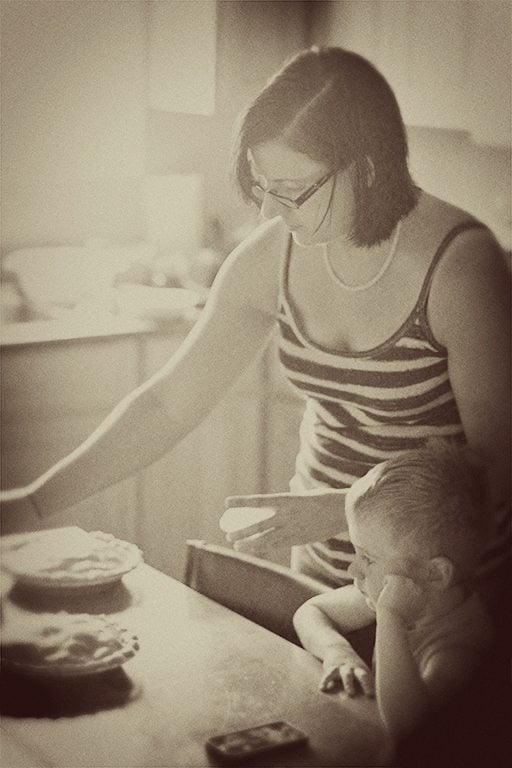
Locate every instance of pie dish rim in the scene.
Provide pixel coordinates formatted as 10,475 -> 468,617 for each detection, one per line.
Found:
1,643 -> 139,677
1,529 -> 143,590
1,615 -> 140,677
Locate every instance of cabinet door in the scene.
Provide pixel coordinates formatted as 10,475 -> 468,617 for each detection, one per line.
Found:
137,329 -> 266,579
385,1 -> 468,131
0,338 -> 140,539
320,0 -> 466,131
317,0 -> 511,143
148,0 -> 217,115
466,1 -> 512,146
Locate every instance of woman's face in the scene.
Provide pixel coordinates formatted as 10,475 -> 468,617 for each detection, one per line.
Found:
248,140 -> 355,247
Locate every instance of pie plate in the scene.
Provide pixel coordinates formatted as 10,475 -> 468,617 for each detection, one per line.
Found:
1,527 -> 143,592
1,613 -> 139,678
1,648 -> 137,678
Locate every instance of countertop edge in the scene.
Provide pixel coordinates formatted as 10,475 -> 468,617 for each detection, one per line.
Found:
0,313 -> 199,348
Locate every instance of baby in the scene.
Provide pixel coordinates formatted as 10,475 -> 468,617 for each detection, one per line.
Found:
293,439 -> 495,743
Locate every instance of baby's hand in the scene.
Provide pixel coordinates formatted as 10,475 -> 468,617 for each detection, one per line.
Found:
376,574 -> 426,625
320,646 -> 374,697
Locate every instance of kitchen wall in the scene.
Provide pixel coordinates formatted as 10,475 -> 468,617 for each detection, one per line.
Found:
0,0 -> 147,253
407,127 -> 511,251
0,0 -> 310,258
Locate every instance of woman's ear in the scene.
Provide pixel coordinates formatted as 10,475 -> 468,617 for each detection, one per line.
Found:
427,556 -> 454,589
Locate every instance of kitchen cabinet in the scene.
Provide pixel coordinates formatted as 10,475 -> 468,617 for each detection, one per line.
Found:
315,0 -> 511,145
147,0 -> 217,115
465,1 -> 511,146
0,334 -> 143,542
137,329 -> 269,577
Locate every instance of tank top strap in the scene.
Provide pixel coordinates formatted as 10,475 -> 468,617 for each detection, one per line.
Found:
279,223 -> 489,349
415,220 -> 488,336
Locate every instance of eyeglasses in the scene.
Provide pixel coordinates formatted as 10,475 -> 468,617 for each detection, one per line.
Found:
250,169 -> 336,209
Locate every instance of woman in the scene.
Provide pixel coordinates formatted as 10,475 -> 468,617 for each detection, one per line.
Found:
2,47 -> 509,620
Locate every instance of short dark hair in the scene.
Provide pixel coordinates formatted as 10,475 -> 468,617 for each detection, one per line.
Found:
233,46 -> 418,246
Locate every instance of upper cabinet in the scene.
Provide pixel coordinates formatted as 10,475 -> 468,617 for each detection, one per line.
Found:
315,0 -> 511,146
465,1 -> 511,146
148,0 -> 217,115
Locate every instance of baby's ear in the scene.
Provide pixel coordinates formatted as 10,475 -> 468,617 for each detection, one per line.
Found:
427,556 -> 454,589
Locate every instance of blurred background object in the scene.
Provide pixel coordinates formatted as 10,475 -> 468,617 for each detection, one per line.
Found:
2,0 -> 508,328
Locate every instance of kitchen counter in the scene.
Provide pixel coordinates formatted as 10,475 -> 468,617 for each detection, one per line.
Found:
0,311 -> 199,347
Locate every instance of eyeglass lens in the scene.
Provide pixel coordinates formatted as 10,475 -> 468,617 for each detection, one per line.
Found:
251,170 -> 333,209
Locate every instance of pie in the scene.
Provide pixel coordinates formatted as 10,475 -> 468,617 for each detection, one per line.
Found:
1,611 -> 139,676
1,527 -> 143,589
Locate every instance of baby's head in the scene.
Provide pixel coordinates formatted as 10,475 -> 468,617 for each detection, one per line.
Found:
345,440 -> 490,609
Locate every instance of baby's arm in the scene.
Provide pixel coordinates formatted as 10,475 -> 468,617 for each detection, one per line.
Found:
375,576 -> 481,742
293,584 -> 375,697
375,598 -> 430,740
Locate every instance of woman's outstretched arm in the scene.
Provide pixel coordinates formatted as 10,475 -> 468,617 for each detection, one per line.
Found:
1,219 -> 284,524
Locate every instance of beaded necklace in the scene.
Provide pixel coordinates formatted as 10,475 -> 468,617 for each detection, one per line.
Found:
323,220 -> 402,292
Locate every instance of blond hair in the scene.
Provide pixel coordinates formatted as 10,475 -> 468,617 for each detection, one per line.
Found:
347,439 -> 491,579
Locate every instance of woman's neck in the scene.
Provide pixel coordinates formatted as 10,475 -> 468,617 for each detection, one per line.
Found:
323,226 -> 396,260
322,222 -> 402,292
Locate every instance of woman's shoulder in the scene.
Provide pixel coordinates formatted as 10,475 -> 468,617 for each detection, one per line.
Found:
233,216 -> 288,259
423,196 -> 510,343
209,216 -> 288,314
406,191 -> 504,272
420,193 -> 507,275
411,192 -> 482,240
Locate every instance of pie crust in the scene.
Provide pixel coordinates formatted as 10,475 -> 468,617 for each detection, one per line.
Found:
1,611 -> 139,677
1,527 -> 143,590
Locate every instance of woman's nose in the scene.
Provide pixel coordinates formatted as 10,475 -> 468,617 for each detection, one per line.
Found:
260,193 -> 286,220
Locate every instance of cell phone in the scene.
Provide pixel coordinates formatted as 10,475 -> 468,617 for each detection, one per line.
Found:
206,720 -> 308,763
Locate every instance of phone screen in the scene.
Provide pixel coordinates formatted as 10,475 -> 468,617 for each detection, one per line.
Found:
206,720 -> 308,762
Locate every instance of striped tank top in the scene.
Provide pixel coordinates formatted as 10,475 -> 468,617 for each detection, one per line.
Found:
277,221 -> 509,587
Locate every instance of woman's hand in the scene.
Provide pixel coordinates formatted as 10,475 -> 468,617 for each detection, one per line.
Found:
221,490 -> 348,556
320,644 -> 374,697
